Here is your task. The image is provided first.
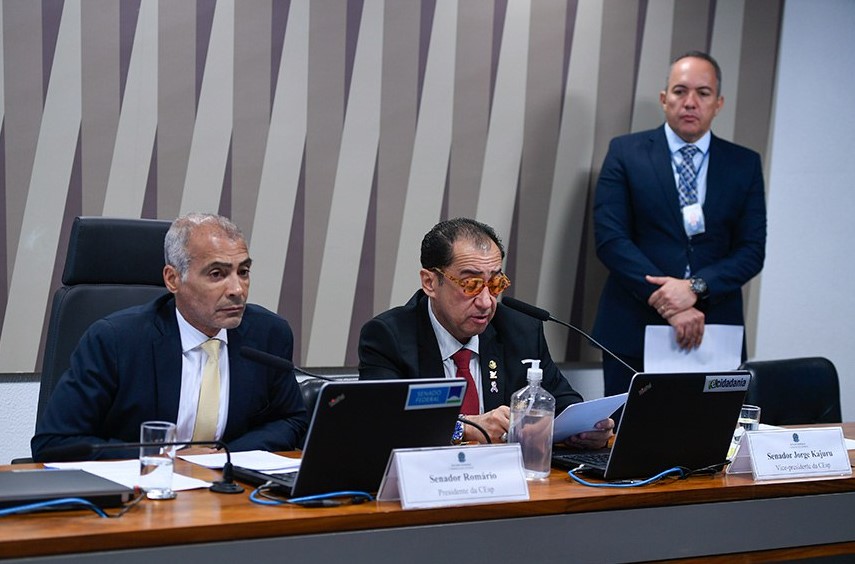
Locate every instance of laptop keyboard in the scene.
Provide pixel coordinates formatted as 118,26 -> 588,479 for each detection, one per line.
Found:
552,449 -> 610,470
232,465 -> 297,494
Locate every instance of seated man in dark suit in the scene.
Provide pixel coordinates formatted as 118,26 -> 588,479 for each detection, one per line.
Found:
358,217 -> 613,446
31,213 -> 308,461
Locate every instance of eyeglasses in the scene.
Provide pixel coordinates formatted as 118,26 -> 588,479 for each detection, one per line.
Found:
432,268 -> 511,297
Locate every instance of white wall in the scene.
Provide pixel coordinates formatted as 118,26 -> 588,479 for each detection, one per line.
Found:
754,0 -> 855,421
0,377 -> 39,463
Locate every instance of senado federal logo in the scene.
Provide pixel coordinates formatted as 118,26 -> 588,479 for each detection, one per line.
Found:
703,374 -> 750,392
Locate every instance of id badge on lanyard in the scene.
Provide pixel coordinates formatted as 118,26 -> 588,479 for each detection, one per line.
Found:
682,202 -> 705,237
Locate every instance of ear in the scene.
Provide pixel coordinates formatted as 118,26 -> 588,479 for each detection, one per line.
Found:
420,268 -> 438,298
659,90 -> 667,109
714,95 -> 724,115
163,265 -> 180,294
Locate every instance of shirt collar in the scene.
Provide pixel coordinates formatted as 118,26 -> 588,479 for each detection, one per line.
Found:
175,307 -> 229,353
664,123 -> 711,155
427,297 -> 479,361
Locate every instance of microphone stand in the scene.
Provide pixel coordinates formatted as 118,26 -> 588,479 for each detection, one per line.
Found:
502,297 -> 637,375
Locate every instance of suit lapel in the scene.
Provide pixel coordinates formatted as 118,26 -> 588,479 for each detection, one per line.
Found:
416,295 -> 445,379
703,134 -> 724,212
478,325 -> 504,411
223,325 -> 250,437
649,127 -> 684,229
152,299 -> 183,422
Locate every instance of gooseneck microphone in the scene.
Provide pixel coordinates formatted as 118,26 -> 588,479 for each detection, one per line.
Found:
39,440 -> 244,494
240,346 -> 334,381
501,296 -> 637,375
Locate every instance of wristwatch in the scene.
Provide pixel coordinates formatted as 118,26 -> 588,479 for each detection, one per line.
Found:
451,419 -> 465,445
689,276 -> 709,299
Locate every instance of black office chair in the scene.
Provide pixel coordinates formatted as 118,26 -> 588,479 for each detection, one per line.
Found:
36,216 -> 171,424
297,368 -> 359,416
300,379 -> 326,417
739,357 -> 842,425
12,217 -> 171,464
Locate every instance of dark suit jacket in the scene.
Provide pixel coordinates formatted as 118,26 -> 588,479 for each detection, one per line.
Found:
358,290 -> 583,414
31,294 -> 308,461
592,126 -> 767,358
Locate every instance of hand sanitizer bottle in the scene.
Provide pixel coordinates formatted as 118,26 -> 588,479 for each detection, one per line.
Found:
507,359 -> 555,480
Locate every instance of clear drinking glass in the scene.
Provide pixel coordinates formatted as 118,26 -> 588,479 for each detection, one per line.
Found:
139,421 -> 177,500
728,404 -> 761,458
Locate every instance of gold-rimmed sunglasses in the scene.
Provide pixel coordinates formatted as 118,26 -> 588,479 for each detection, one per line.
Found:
432,268 -> 511,297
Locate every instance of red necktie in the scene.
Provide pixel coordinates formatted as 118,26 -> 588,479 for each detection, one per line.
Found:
452,348 -> 479,415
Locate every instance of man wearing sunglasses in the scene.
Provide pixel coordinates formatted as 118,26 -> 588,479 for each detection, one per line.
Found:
358,218 -> 613,447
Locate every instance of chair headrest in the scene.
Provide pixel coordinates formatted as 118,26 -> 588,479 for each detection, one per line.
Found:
62,216 -> 172,286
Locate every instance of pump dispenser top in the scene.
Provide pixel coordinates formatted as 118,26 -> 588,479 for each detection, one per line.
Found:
522,358 -> 542,385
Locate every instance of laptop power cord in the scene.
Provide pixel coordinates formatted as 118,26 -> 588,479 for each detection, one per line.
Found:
567,460 -> 730,488
567,466 -> 687,488
0,488 -> 145,518
249,482 -> 374,507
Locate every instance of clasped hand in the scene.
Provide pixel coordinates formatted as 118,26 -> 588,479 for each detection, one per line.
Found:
646,275 -> 705,350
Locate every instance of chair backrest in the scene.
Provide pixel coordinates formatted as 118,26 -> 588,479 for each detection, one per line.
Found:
739,357 -> 842,425
299,379 -> 326,416
36,216 -> 172,424
298,368 -> 359,416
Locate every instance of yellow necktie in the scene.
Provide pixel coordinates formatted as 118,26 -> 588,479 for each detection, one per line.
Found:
193,339 -> 221,441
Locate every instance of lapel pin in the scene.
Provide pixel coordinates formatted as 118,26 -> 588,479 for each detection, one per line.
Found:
488,360 -> 497,370
490,381 -> 499,393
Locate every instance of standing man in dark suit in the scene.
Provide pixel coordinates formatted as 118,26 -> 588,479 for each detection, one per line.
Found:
359,218 -> 613,446
32,213 -> 308,461
593,51 -> 767,396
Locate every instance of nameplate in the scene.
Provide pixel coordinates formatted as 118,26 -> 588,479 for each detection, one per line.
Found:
727,427 -> 852,482
377,444 -> 529,509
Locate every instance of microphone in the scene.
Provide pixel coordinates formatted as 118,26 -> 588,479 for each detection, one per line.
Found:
39,440 -> 244,494
240,346 -> 334,381
501,296 -> 637,375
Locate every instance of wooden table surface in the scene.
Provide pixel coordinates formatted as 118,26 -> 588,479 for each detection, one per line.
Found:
1,423 -> 853,560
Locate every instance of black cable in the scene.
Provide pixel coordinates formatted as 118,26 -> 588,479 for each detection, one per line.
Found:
458,415 -> 492,444
568,466 -> 686,488
0,489 -> 145,518
107,490 -> 146,517
567,460 -> 731,488
249,483 -> 374,507
682,460 -> 730,476
0,498 -> 110,518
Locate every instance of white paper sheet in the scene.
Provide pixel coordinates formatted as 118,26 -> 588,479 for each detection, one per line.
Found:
644,324 -> 744,372
552,393 -> 628,443
179,450 -> 301,472
45,459 -> 211,491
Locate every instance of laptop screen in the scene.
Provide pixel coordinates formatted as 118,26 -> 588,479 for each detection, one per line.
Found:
291,378 -> 466,496
603,371 -> 750,479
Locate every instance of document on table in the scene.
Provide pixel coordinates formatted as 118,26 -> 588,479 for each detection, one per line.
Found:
45,459 -> 211,491
644,324 -> 743,372
553,393 -> 627,443
179,450 -> 301,472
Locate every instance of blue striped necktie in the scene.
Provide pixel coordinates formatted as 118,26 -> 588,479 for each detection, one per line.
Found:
677,144 -> 700,207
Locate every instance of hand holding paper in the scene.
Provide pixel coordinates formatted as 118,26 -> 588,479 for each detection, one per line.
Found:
552,393 -> 627,443
644,324 -> 743,372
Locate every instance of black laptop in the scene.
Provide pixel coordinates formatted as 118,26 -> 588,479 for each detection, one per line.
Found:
0,468 -> 135,509
233,378 -> 466,497
552,371 -> 750,480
